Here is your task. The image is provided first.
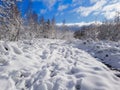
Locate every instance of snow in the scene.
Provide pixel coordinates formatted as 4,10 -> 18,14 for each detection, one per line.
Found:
0,39 -> 120,90
69,39 -> 120,70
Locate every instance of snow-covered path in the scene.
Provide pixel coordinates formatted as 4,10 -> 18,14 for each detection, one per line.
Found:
0,39 -> 120,90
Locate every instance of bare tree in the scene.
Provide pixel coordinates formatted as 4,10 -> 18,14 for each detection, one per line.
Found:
0,0 -> 24,41
51,16 -> 56,38
114,12 -> 120,41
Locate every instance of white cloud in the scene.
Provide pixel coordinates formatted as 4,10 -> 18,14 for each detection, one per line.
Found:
74,0 -> 120,19
75,0 -> 107,16
72,0 -> 83,7
17,0 -> 23,1
43,0 -> 56,9
90,0 -> 99,4
72,0 -> 79,3
40,9 -> 46,14
102,3 -> 120,19
58,5 -> 68,11
31,0 -> 57,10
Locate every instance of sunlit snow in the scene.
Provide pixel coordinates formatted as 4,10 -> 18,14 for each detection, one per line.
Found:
0,39 -> 120,90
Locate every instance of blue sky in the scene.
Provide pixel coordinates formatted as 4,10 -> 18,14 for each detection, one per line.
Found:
18,0 -> 120,24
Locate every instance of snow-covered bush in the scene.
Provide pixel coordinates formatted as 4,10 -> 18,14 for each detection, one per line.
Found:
74,12 -> 120,41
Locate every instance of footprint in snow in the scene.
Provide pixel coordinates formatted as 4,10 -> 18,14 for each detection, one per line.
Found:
11,46 -> 22,55
40,50 -> 49,59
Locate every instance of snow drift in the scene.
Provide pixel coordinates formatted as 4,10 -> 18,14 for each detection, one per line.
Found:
0,39 -> 120,90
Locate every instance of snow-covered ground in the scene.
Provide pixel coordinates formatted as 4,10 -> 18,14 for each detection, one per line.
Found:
68,39 -> 120,70
0,39 -> 120,90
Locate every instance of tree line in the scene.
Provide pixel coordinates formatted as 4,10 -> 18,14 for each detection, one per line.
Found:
74,12 -> 120,41
0,0 -> 67,41
1,0 -> 119,41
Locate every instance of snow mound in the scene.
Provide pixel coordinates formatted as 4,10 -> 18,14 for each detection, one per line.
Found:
69,39 -> 120,70
0,39 -> 120,90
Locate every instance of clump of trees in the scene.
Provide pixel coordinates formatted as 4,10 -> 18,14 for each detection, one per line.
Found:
0,0 -> 63,41
74,12 -> 120,41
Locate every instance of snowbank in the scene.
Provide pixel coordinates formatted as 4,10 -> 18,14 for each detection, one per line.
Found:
0,39 -> 120,90
69,39 -> 120,70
